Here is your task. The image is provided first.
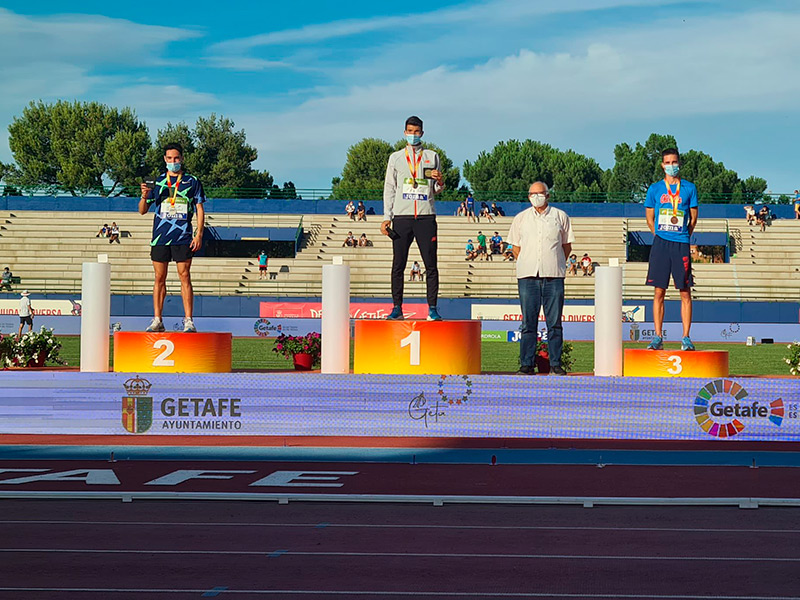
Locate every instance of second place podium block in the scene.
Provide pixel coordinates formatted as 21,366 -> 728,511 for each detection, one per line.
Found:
354,320 -> 481,375
114,331 -> 232,373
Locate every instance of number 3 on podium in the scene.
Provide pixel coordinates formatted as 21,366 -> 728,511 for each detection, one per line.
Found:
666,355 -> 682,375
400,331 -> 421,366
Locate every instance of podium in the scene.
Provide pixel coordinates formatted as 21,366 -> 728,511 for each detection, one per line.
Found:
354,320 -> 481,375
624,349 -> 728,378
113,332 -> 232,373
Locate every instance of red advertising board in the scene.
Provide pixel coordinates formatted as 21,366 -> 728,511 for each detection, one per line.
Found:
260,302 -> 428,320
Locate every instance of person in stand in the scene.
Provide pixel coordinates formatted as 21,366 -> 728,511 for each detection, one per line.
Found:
465,239 -> 477,261
139,142 -> 206,333
358,233 -> 371,247
17,290 -> 34,337
108,222 -> 120,244
508,182 -> 574,375
382,115 -> 445,321
644,147 -> 698,351
410,260 -> 421,281
342,231 -> 356,247
258,250 -> 268,280
476,231 -> 488,260
490,231 -> 503,255
356,201 -> 367,221
1,267 -> 13,291
465,193 -> 477,223
345,200 -> 356,221
580,253 -> 593,276
566,253 -> 578,275
757,205 -> 770,232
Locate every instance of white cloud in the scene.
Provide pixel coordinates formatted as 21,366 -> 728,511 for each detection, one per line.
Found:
211,0 -> 683,53
0,8 -> 200,66
0,9 -> 212,162
105,85 -> 218,117
230,9 -> 800,188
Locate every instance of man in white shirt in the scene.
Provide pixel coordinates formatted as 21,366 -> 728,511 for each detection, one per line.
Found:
508,182 -> 574,375
17,290 -> 34,337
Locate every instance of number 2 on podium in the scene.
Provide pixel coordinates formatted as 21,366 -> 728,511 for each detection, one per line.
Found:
153,339 -> 176,367
400,330 -> 421,366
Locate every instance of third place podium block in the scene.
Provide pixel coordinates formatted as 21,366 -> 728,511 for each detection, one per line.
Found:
354,320 -> 481,375
113,332 -> 232,373
624,349 -> 729,378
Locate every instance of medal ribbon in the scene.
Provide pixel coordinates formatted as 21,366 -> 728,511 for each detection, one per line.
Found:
665,178 -> 680,217
166,173 -> 182,207
405,146 -> 423,218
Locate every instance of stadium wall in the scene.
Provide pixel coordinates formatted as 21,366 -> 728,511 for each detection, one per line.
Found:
0,293 -> 797,323
0,197 -> 796,219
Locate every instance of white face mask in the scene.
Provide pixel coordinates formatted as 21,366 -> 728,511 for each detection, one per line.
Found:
529,193 -> 547,208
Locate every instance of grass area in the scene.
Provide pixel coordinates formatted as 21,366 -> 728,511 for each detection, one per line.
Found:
54,336 -> 793,376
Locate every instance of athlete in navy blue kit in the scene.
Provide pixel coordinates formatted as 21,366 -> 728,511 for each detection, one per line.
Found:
139,143 -> 206,333
644,148 -> 698,351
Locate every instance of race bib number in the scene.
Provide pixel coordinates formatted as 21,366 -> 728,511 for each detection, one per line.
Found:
401,178 -> 430,202
657,207 -> 684,232
160,198 -> 189,220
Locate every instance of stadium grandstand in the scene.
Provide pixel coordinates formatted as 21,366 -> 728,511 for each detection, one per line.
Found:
0,198 -> 798,303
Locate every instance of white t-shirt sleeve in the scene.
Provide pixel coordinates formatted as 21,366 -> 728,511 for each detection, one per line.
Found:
561,213 -> 575,244
508,214 -> 522,247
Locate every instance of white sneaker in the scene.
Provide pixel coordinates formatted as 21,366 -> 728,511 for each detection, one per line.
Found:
145,318 -> 165,332
183,318 -> 197,333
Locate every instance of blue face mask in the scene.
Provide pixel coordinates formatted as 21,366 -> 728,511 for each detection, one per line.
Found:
664,164 -> 680,177
166,162 -> 182,173
405,134 -> 422,146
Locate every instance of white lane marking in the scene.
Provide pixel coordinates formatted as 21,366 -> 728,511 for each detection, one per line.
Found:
0,588 -> 798,599
1,548 -> 800,562
0,520 -> 798,535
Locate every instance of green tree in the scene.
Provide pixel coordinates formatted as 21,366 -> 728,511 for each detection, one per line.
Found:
146,115 -> 274,198
607,133 -> 768,203
7,100 -> 149,196
332,137 -> 462,201
605,133 -> 678,196
463,140 -> 605,202
332,138 -> 394,201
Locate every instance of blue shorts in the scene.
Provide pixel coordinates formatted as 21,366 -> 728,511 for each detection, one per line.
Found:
646,235 -> 693,290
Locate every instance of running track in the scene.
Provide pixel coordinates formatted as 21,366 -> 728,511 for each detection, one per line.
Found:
1,501 -> 800,599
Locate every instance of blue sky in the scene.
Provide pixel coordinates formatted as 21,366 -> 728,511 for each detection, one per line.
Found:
1,0 -> 799,192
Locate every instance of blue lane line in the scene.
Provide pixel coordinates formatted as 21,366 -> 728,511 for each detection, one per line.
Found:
202,586 -> 228,597
315,522 -> 330,529
268,550 -> 287,558
1,445 -> 799,467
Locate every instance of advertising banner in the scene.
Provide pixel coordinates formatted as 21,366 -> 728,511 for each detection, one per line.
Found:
0,298 -> 81,316
0,372 -> 798,441
471,303 -> 646,322
260,301 -> 428,320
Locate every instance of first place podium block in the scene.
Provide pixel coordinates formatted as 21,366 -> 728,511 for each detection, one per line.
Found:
354,320 -> 481,375
113,332 -> 232,373
624,349 -> 728,378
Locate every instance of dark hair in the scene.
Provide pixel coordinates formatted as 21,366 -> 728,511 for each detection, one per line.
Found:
661,147 -> 680,160
405,115 -> 423,129
164,142 -> 184,155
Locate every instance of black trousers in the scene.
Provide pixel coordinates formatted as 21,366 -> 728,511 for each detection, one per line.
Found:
391,215 -> 438,307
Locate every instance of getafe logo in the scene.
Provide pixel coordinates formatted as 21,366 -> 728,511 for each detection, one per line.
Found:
122,376 -> 153,434
694,379 -> 783,438
254,318 -> 281,337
